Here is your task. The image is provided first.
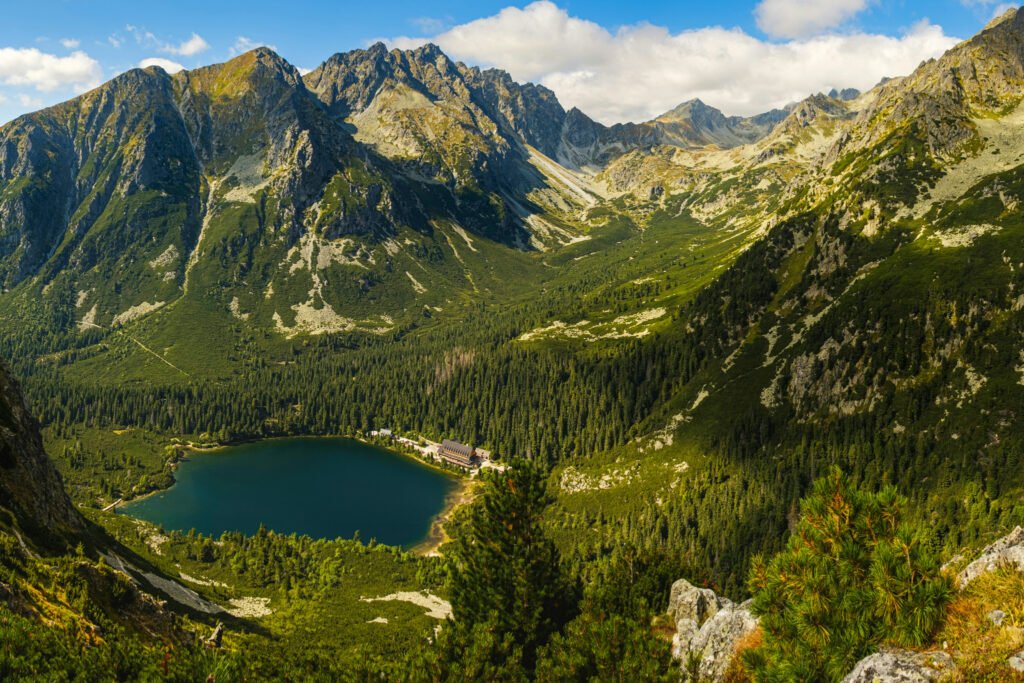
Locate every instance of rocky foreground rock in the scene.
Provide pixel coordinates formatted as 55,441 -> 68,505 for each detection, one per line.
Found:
668,525 -> 1024,681
958,526 -> 1024,587
667,579 -> 758,681
840,649 -> 956,683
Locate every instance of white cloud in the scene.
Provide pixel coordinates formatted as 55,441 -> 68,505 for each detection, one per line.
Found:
0,47 -> 102,92
230,36 -> 277,56
388,1 -> 959,124
986,3 -> 1019,19
959,0 -> 1018,20
163,33 -> 209,57
108,34 -> 124,49
17,93 -> 43,108
755,0 -> 872,39
60,38 -> 80,49
139,57 -> 185,74
124,26 -> 209,57
411,17 -> 446,34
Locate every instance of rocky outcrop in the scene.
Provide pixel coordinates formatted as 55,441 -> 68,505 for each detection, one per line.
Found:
840,649 -> 956,683
668,577 -> 726,626
667,579 -> 759,681
689,601 -> 759,681
0,361 -> 84,545
958,526 -> 1024,587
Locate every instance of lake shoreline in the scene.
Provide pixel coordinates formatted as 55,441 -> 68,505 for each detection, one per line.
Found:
410,476 -> 478,556
119,433 -> 470,552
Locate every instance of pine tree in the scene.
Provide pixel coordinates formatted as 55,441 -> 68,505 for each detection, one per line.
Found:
416,459 -> 576,678
534,613 -> 675,682
745,467 -> 952,682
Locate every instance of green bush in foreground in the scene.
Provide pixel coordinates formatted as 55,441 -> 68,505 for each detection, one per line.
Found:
535,612 -> 675,682
405,460 -> 576,681
745,467 -> 952,682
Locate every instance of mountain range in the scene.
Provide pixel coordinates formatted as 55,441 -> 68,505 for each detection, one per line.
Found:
2,6 -> 1024,681
0,34 -> 854,339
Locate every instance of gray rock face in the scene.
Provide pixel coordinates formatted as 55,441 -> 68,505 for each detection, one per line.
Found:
690,600 -> 759,682
841,649 -> 955,683
671,617 -> 700,661
0,361 -> 84,544
667,580 -> 758,681
958,526 -> 1024,587
668,578 -> 727,626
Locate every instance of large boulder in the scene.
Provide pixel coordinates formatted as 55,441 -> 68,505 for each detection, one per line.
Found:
841,649 -> 956,683
958,526 -> 1024,587
689,600 -> 759,682
668,580 -> 758,682
671,617 -> 700,660
668,578 -> 727,626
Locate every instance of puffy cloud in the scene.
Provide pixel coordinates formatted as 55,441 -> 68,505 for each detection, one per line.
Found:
389,1 -> 959,124
124,26 -> 209,57
60,38 -> 80,49
755,0 -> 872,39
230,36 -> 278,56
0,47 -> 102,92
139,57 -> 185,74
163,33 -> 209,57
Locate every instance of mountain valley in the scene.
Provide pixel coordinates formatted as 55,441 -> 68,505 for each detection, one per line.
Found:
2,6 -> 1024,681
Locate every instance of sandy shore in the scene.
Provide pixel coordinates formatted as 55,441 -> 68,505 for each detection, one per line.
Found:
413,476 -> 477,556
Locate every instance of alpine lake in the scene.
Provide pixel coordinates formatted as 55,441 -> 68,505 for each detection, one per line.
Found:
121,437 -> 459,548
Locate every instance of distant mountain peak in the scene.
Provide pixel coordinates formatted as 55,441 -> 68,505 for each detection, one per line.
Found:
411,42 -> 445,60
827,87 -> 861,102
661,98 -> 717,118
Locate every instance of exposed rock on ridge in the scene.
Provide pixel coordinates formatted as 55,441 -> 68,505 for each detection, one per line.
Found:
0,361 -> 84,544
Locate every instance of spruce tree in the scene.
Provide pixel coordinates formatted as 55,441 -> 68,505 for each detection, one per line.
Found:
745,467 -> 952,682
454,460 -> 575,666
411,459 -> 575,679
534,613 -> 675,682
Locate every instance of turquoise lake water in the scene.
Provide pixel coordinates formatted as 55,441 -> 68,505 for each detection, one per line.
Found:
121,437 -> 457,547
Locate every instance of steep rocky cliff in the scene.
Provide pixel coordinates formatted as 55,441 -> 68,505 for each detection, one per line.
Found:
0,361 -> 83,545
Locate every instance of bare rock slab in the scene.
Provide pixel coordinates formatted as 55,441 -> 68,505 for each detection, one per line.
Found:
841,649 -> 956,683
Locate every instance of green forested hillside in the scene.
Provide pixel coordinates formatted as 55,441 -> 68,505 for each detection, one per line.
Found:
2,7 -> 1024,682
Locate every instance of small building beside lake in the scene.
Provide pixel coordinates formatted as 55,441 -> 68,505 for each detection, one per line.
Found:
438,439 -> 478,468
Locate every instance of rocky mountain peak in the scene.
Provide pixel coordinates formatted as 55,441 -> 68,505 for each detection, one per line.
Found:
409,42 -> 446,62
827,87 -> 861,102
657,98 -> 729,129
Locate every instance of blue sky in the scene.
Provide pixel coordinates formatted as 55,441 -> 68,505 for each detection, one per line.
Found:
0,0 -> 1017,124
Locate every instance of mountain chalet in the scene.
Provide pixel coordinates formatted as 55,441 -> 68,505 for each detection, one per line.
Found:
438,439 -> 478,468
